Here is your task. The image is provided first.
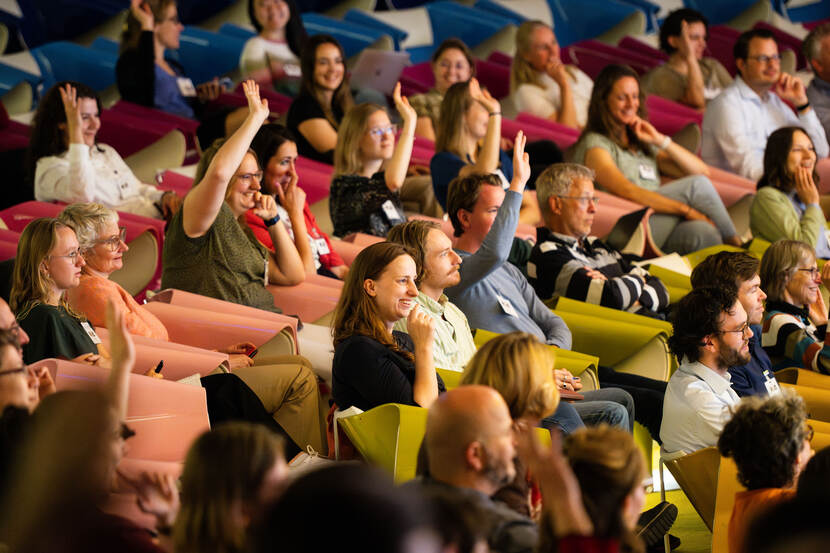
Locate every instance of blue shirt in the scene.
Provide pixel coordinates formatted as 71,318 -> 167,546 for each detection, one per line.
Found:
445,190 -> 572,348
153,64 -> 195,119
728,324 -> 779,397
430,149 -> 513,210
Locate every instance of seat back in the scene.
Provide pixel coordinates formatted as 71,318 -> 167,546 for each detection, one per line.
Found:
109,230 -> 158,297
711,456 -> 744,553
663,446 -> 721,531
337,403 -> 428,482
436,367 -> 464,390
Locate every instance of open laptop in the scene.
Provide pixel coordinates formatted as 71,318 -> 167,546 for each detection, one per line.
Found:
349,49 -> 411,96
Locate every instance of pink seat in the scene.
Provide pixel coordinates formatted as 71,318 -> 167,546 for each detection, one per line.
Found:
706,26 -> 741,77
487,51 -> 512,66
0,239 -> 17,260
560,43 -> 656,80
304,272 -> 345,290
267,281 -> 340,322
146,289 -> 298,353
414,136 -> 436,150
500,117 -> 560,144
475,59 -> 511,99
330,239 -> 365,266
297,167 -> 332,204
296,155 -> 334,175
342,232 -> 385,247
109,100 -> 200,162
514,113 -> 580,148
401,63 -> 434,90
157,170 -> 194,196
36,358 -> 210,462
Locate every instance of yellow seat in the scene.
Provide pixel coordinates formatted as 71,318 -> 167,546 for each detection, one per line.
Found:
660,447 -> 721,532
436,368 -> 464,390
710,456 -> 743,553
334,403 -> 427,483
684,244 -> 745,268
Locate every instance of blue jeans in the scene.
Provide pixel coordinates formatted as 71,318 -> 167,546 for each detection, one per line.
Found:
541,388 -> 634,435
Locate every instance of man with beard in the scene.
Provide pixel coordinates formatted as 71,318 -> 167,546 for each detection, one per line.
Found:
661,287 -> 745,454
404,385 -> 537,553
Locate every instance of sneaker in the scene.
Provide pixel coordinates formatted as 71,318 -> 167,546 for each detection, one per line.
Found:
647,534 -> 681,552
636,501 -> 678,547
287,446 -> 337,478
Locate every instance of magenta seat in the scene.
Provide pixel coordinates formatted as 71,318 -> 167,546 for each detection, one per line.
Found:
617,37 -> 669,63
475,59 -> 511,99
401,63 -> 434,89
706,26 -> 741,77
560,42 -> 657,80
109,100 -> 200,161
487,51 -> 512,67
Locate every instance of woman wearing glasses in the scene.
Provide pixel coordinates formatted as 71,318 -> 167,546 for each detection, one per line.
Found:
329,83 -> 416,238
10,218 -> 110,367
760,239 -> 830,374
572,64 -> 740,255
162,81 -> 305,312
750,127 -> 827,255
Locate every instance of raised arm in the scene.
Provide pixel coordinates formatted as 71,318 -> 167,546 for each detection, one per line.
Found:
182,80 -> 270,238
458,78 -> 502,178
676,21 -> 706,110
384,82 -> 417,192
104,301 -> 135,422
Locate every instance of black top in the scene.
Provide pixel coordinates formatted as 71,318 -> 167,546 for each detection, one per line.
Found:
332,330 -> 445,411
285,92 -> 343,164
19,303 -> 98,364
329,171 -> 406,238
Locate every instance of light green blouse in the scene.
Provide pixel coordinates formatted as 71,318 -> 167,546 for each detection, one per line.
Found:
571,132 -> 661,191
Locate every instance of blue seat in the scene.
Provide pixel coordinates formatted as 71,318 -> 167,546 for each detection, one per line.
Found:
90,37 -> 119,56
473,0 -> 527,25
0,62 -> 39,96
615,0 -> 660,32
783,0 -> 830,23
31,41 -> 117,92
175,0 -> 236,25
302,13 -> 391,59
6,0 -> 122,48
682,0 -> 760,26
171,27 -> 248,85
218,23 -> 257,41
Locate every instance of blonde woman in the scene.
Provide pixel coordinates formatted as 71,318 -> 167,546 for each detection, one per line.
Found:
510,20 -> 593,129
329,83 -> 416,238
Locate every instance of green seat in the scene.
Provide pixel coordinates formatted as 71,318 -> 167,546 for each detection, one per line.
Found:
436,368 -> 464,390
335,403 -> 427,483
683,244 -> 745,268
645,265 -> 692,304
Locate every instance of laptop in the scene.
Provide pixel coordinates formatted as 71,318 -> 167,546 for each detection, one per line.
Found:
349,49 -> 411,96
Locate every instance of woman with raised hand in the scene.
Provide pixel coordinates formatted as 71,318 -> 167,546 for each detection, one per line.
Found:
331,242 -> 445,411
329,83 -> 416,238
286,34 -> 354,164
240,0 -> 306,95
249,123 -> 348,279
510,20 -> 593,129
162,80 -> 306,313
28,81 -> 181,220
572,64 -> 741,254
750,127 -> 828,256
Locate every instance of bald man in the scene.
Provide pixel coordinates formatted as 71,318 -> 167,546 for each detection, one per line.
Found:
405,385 -> 537,553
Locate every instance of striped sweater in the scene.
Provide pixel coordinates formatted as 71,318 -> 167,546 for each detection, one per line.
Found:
761,300 -> 830,374
527,229 -> 669,315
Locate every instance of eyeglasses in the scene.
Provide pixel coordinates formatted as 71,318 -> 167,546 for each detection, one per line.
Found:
367,125 -> 397,139
797,267 -> 821,278
236,171 -> 263,184
48,249 -> 82,262
805,424 -> 814,442
437,60 -> 470,71
747,54 -> 780,64
94,227 -> 127,252
719,322 -> 751,336
557,195 -> 600,208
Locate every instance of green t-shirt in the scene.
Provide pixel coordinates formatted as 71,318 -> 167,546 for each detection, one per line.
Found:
19,303 -> 98,363
571,132 -> 660,191
162,202 -> 280,313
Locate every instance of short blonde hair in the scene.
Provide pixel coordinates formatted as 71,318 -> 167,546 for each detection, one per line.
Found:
333,103 -> 385,177
759,239 -> 815,302
511,20 -> 549,92
460,332 -> 559,420
57,203 -> 119,251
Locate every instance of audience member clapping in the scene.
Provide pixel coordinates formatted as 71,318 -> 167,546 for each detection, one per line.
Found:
572,64 -> 741,254
331,242 -> 445,411
249,124 -> 348,278
750,127 -> 828,254
717,391 -> 814,553
285,34 -> 354,164
510,20 -> 593,129
162,80 -> 306,313
759,239 -> 830,373
27,82 -> 181,220
239,0 -> 306,95
642,9 -> 732,109
329,84 -> 416,238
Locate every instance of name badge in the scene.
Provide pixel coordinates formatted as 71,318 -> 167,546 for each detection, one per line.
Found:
763,370 -> 781,396
638,163 -> 657,182
381,199 -> 403,222
80,322 -> 102,344
496,294 -> 518,317
314,237 -> 330,255
177,77 -> 197,97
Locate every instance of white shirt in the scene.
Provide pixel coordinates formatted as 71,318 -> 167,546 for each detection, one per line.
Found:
239,36 -> 301,79
701,75 -> 829,182
35,143 -> 165,219
660,360 -> 741,455
511,67 -> 593,128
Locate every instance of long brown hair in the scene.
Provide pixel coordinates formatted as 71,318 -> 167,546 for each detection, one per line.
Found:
11,218 -> 83,320
298,35 -> 354,126
332,242 -> 416,361
173,423 -> 285,553
435,80 -> 474,157
580,64 -> 649,153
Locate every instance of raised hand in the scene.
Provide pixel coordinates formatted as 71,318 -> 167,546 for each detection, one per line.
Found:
129,0 -> 155,31
107,300 -> 136,374
252,190 -> 279,221
546,56 -> 569,87
58,84 -> 85,145
677,20 -> 696,59
795,166 -> 820,206
511,130 -> 531,191
406,304 -> 435,351
469,77 -> 501,113
775,73 -> 808,106
242,79 -> 270,124
392,81 -> 417,125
